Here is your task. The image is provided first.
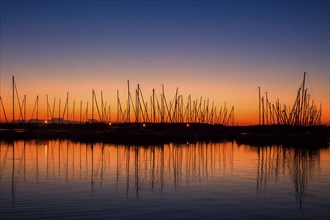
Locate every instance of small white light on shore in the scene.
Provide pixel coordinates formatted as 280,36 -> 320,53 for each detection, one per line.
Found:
44,120 -> 48,124
143,123 -> 146,127
109,122 -> 112,126
186,123 -> 190,127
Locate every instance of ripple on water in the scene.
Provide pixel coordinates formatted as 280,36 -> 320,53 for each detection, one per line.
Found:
0,141 -> 329,219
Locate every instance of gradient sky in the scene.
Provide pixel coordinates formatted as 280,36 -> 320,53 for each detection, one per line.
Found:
0,0 -> 329,124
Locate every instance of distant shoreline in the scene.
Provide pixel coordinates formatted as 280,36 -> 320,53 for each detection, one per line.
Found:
0,123 -> 329,147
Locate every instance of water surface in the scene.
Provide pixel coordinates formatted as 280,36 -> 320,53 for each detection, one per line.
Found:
0,140 -> 329,219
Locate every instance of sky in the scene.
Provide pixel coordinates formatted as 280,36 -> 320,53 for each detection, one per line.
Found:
0,0 -> 329,124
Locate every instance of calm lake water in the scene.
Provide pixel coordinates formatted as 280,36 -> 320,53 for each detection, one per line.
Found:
0,140 -> 329,219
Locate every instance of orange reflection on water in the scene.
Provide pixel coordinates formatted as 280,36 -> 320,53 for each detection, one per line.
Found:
0,140 -> 328,201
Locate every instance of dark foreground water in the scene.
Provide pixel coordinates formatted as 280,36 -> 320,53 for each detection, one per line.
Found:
0,140 -> 329,219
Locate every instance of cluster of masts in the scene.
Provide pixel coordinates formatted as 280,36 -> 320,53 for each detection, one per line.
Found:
258,72 -> 322,126
0,78 -> 235,125
0,73 -> 322,126
117,81 -> 235,125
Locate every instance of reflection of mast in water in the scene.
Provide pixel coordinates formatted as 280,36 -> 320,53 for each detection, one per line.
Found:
7,141 -> 26,207
173,144 -> 179,190
256,147 -> 261,198
205,143 -> 209,180
11,141 -> 15,207
160,146 -> 164,196
291,148 -> 319,216
91,143 -> 95,195
256,147 -> 265,198
230,141 -> 234,174
79,143 -> 82,180
51,141 -> 55,180
3,141 -> 243,198
151,146 -> 155,190
220,142 -> 234,175
72,141 -> 75,180
100,143 -> 104,188
210,143 -> 214,180
126,146 -> 130,199
66,140 -> 69,182
256,146 -> 282,198
46,141 -> 48,181
255,145 -> 321,216
85,142 -> 88,180
116,146 -> 119,191
36,141 -> 39,185
58,140 -> 61,179
134,146 -> 139,200
198,143 -> 203,183
185,145 -> 190,186
24,141 -> 26,182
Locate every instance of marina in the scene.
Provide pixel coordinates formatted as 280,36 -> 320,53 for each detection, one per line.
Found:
1,1 -> 329,219
0,73 -> 328,147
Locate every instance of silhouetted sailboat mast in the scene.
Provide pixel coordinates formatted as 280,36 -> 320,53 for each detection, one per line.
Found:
258,72 -> 321,126
11,73 -> 329,126
12,76 -> 14,123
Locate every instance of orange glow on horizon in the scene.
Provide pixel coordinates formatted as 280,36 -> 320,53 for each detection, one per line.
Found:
0,72 -> 328,125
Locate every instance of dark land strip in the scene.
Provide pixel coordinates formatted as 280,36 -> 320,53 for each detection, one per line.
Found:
0,123 -> 329,147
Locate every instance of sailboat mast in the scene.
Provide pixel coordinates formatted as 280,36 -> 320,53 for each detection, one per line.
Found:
12,76 -> 14,123
127,80 -> 130,123
300,72 -> 306,125
258,86 -> 261,125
